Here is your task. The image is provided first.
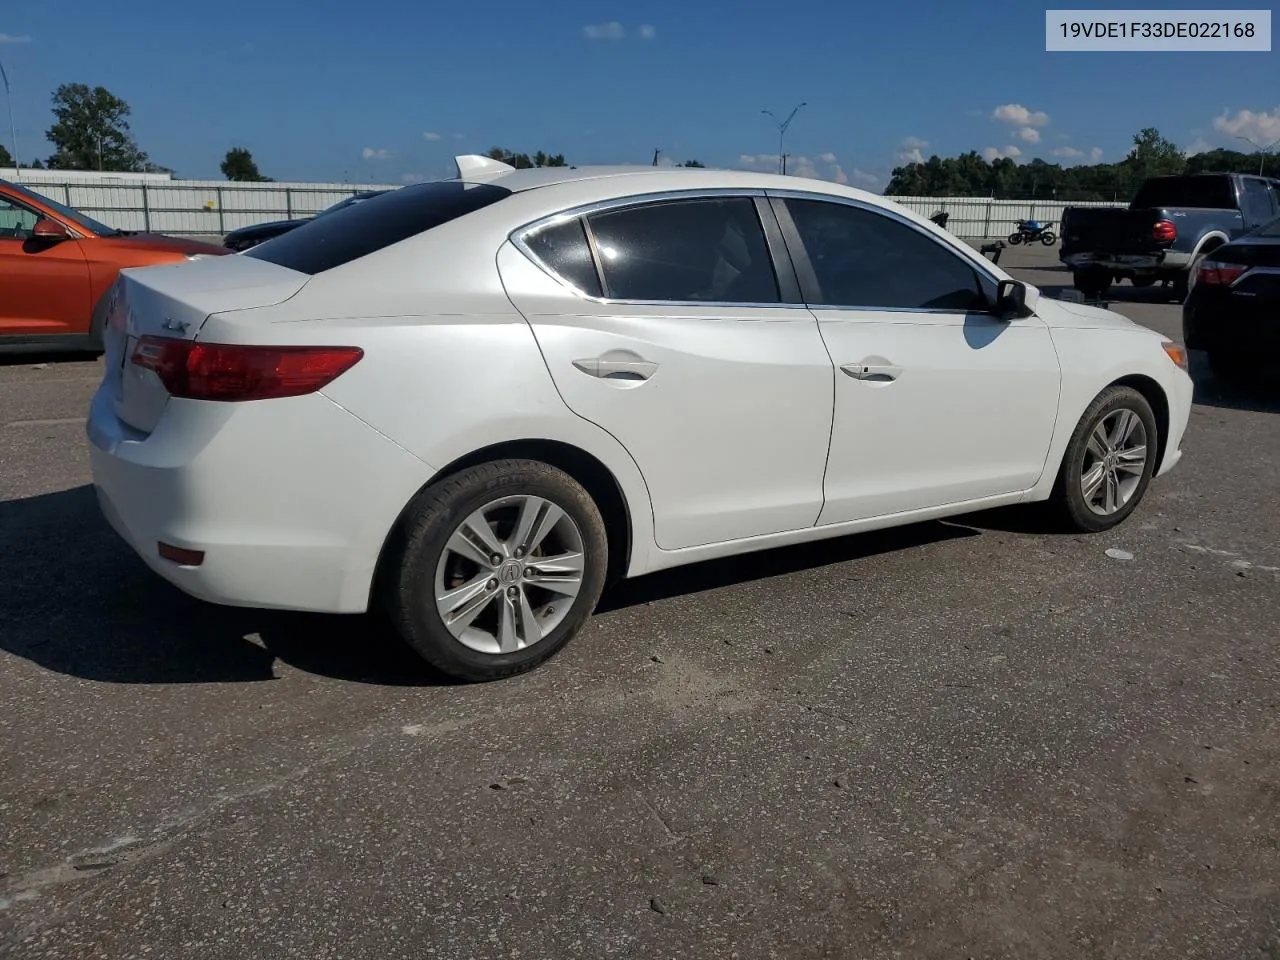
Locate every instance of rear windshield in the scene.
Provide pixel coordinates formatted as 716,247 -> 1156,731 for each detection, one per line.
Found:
247,181 -> 511,274
1131,176 -> 1235,210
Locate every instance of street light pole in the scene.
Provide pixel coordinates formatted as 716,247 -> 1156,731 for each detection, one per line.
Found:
0,58 -> 20,181
1235,135 -> 1280,176
762,102 -> 807,175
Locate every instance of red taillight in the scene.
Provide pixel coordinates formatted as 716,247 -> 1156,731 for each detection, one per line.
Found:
1152,220 -> 1177,243
1196,260 -> 1247,286
158,542 -> 205,566
131,337 -> 363,401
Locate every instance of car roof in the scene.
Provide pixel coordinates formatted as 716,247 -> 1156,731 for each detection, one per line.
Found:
445,156 -> 882,204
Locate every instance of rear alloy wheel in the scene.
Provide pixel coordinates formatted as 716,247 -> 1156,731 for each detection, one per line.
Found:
384,460 -> 608,681
1051,386 -> 1158,532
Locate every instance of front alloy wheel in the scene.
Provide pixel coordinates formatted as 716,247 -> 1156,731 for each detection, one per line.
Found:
1051,385 -> 1159,532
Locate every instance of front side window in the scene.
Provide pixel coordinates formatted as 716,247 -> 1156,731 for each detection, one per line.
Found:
0,197 -> 40,240
584,197 -> 780,303
784,198 -> 986,311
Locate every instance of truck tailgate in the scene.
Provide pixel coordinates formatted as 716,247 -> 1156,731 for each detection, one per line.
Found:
1060,208 -> 1162,257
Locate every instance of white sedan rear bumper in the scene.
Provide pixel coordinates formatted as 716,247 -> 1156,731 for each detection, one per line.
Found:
87,384 -> 434,613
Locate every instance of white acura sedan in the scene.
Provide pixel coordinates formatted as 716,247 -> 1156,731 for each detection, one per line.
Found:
88,156 -> 1193,681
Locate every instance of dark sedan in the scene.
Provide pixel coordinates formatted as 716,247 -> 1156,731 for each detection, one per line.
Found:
223,190 -> 390,251
1183,215 -> 1280,382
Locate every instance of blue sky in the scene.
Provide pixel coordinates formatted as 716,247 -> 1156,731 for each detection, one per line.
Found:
1,0 -> 1276,189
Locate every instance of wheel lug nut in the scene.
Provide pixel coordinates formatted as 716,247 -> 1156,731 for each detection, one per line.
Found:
515,548 -> 525,559
488,579 -> 498,590
490,554 -> 502,566
507,586 -> 519,598
523,567 -> 533,578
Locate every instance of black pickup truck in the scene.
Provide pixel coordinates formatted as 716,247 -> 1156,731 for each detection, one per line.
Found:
1059,173 -> 1280,298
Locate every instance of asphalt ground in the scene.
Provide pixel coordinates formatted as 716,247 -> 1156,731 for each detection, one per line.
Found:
1,243 -> 1278,959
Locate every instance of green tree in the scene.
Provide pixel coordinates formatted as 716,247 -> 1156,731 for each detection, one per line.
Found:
0,142 -> 11,167
679,159 -> 705,167
46,83 -> 150,172
221,147 -> 270,181
1124,127 -> 1185,180
487,146 -> 567,169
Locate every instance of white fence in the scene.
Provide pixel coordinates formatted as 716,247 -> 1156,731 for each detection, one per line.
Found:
889,196 -> 1124,239
18,178 -> 401,235
11,177 -> 1126,238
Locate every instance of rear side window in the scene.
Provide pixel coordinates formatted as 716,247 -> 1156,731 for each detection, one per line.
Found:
524,218 -> 603,297
247,181 -> 511,274
585,198 -> 780,303
1131,176 -> 1235,210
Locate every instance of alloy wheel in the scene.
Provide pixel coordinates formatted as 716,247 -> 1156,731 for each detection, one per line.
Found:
1080,408 -> 1148,516
433,495 -> 586,655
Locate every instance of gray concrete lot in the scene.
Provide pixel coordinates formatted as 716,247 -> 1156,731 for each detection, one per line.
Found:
2,244 -> 1278,959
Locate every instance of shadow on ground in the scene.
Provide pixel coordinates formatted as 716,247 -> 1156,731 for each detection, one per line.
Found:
0,485 -> 979,686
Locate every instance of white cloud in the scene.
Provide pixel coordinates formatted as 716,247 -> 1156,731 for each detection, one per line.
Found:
1090,146 -> 1103,163
895,136 -> 929,165
1017,126 -> 1040,143
850,168 -> 880,188
0,34 -> 32,44
361,147 -> 390,160
1051,146 -> 1084,159
639,24 -> 656,39
1212,106 -> 1280,144
982,145 -> 1022,161
992,104 -> 1049,127
1184,137 -> 1212,157
583,21 -> 624,39
422,131 -> 443,142
739,152 -> 848,183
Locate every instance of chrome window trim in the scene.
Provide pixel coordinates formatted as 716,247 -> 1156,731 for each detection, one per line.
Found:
765,188 -> 1005,314
508,188 -> 800,310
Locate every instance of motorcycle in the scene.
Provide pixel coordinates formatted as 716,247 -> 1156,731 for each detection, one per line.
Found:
1008,219 -> 1057,245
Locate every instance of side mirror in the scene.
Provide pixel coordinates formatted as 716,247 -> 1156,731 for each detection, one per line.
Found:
995,278 -> 1034,320
32,217 -> 71,242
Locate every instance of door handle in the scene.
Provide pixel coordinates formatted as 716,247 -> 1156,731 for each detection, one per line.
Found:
573,358 -> 659,380
841,360 -> 902,382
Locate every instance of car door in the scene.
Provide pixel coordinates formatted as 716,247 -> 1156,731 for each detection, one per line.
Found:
1239,178 -> 1277,233
0,195 -> 92,336
771,193 -> 1061,525
498,192 -> 835,551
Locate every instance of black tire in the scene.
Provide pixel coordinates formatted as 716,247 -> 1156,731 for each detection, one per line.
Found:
1072,268 -> 1110,298
1050,386 -> 1159,533
1007,232 -> 1024,245
382,459 -> 609,682
1039,231 -> 1057,245
1130,276 -> 1157,288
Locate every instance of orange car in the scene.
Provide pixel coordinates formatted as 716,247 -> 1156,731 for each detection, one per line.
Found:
0,178 -> 229,353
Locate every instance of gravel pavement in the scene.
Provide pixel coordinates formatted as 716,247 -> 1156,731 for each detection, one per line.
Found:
1,244 -> 1277,959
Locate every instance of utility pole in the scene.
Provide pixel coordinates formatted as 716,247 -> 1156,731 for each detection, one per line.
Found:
0,58 -> 20,180
762,102 -> 806,175
1235,135 -> 1280,176
652,148 -> 660,167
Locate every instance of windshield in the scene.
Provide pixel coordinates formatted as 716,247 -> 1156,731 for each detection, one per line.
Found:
1131,176 -> 1235,210
3,180 -> 120,235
